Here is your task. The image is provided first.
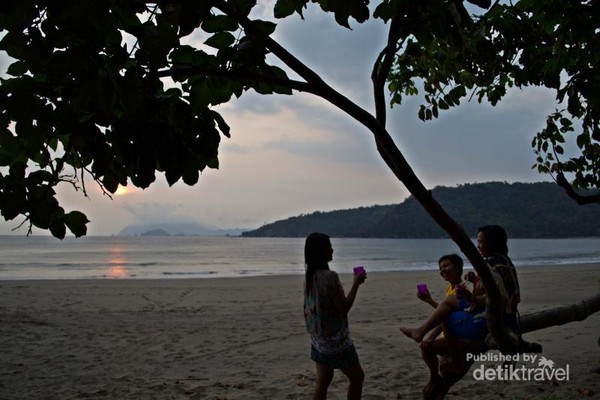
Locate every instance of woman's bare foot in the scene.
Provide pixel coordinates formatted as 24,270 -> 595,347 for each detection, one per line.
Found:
399,326 -> 425,342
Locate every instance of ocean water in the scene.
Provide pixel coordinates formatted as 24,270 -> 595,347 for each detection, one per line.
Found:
0,235 -> 598,280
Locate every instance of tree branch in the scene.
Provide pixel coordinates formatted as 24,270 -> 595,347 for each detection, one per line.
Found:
520,293 -> 600,334
371,16 -> 405,127
556,172 -> 600,205
214,2 -> 331,92
157,66 -> 316,95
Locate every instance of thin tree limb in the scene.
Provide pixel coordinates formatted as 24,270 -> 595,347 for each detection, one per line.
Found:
156,67 -> 316,95
371,16 -> 404,127
556,172 -> 600,205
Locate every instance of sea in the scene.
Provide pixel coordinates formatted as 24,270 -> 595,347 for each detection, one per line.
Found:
0,235 -> 598,280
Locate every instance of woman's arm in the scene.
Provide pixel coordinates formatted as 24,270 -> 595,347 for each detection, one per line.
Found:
333,272 -> 366,314
417,289 -> 438,308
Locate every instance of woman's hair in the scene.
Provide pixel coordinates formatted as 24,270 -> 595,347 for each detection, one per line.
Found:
438,253 -> 464,275
305,232 -> 331,293
478,225 -> 509,255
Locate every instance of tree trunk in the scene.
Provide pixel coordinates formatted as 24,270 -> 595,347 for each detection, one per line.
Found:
219,1 -> 593,355
519,292 -> 600,334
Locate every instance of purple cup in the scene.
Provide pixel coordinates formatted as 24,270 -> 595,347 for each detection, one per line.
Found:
353,266 -> 365,275
417,283 -> 428,294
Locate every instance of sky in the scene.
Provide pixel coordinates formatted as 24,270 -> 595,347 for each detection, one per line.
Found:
0,3 -> 564,236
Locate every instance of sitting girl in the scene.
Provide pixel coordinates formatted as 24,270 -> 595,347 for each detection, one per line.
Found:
400,225 -> 520,344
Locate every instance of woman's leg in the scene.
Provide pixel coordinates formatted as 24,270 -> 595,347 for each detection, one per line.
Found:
420,338 -> 448,397
341,362 -> 365,400
421,338 -> 448,379
313,362 -> 334,400
400,296 -> 461,342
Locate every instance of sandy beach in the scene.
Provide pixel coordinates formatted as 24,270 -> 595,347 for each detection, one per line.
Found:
1,263 -> 598,399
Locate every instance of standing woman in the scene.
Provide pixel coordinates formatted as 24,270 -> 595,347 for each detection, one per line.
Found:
303,232 -> 367,400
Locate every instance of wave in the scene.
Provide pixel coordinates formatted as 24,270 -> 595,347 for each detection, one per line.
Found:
1,237 -> 598,280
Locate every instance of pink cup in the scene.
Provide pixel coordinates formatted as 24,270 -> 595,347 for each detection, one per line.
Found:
417,283 -> 428,294
353,266 -> 365,275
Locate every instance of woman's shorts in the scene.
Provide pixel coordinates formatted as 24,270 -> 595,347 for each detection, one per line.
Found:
311,344 -> 360,370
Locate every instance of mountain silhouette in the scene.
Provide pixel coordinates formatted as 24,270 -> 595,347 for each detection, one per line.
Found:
242,182 -> 600,238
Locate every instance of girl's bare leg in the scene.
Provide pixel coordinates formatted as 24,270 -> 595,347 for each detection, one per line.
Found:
400,296 -> 460,342
421,338 -> 448,396
313,362 -> 334,400
341,362 -> 365,400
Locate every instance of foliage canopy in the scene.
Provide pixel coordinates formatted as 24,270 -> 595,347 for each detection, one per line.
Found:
0,0 -> 598,240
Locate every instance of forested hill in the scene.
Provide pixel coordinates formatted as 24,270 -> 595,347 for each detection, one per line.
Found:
242,182 -> 600,238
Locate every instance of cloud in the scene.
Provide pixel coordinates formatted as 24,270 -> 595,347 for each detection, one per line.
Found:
121,202 -> 198,225
217,89 -> 379,171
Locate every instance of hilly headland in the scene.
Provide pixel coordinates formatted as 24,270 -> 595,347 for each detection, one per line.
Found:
242,182 -> 600,238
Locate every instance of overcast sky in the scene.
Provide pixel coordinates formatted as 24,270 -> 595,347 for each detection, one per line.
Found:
0,3 -> 561,236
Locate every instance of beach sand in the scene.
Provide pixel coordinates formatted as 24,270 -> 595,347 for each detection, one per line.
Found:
1,263 -> 598,399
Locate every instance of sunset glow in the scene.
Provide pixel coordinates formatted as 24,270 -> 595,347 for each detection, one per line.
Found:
106,245 -> 128,278
107,266 -> 127,279
114,185 -> 130,196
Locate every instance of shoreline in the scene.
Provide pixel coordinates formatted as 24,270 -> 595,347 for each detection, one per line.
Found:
0,261 -> 598,282
1,263 -> 598,399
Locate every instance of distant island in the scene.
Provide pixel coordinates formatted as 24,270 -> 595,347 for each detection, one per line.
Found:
118,222 -> 246,237
242,182 -> 600,238
139,229 -> 171,237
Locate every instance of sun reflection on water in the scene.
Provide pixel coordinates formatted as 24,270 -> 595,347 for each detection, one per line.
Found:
107,265 -> 127,278
106,245 -> 128,278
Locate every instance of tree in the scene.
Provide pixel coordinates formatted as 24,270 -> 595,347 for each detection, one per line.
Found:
1,0 -> 599,395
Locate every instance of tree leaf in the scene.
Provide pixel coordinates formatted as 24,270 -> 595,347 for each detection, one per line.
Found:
63,211 -> 90,237
49,221 -> 67,240
274,0 -> 305,19
6,60 -> 28,76
201,15 -> 239,33
204,32 -> 236,50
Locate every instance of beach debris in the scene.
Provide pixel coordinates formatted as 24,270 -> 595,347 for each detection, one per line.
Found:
295,375 -> 309,386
